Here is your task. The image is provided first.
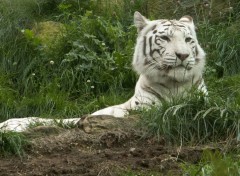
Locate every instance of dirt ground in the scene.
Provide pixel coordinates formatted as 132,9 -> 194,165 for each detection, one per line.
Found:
0,115 -> 211,176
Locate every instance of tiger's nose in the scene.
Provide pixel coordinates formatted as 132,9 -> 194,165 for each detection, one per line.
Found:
176,52 -> 189,61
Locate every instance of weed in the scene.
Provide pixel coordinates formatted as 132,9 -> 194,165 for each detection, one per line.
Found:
138,87 -> 240,145
181,150 -> 240,176
27,118 -> 78,130
0,131 -> 29,157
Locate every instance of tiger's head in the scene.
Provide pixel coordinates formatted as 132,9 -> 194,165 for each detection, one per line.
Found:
132,12 -> 206,82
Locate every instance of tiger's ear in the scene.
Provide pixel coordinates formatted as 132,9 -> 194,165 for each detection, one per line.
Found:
134,11 -> 148,33
179,15 -> 193,22
179,15 -> 195,29
179,15 -> 197,37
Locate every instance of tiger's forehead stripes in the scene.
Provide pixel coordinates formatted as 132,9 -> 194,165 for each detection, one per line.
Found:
141,21 -> 164,36
152,20 -> 189,33
165,20 -> 190,36
160,20 -> 170,24
151,25 -> 157,30
143,20 -> 192,38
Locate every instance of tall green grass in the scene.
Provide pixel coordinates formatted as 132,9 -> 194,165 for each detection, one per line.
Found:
0,0 -> 137,121
138,75 -> 240,145
0,131 -> 29,157
138,97 -> 239,145
181,150 -> 240,176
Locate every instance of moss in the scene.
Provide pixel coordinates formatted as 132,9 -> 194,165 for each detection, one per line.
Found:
226,21 -> 240,34
208,74 -> 240,103
32,21 -> 66,49
145,0 -> 209,23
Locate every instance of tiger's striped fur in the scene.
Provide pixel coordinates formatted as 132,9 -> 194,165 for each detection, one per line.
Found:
92,12 -> 207,117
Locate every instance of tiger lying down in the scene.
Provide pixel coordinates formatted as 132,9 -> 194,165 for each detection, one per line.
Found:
0,12 -> 207,132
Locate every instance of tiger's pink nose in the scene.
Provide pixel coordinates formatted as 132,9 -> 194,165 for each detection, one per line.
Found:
176,52 -> 189,61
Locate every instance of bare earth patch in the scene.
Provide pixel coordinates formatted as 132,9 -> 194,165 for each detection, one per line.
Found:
0,115 -> 209,176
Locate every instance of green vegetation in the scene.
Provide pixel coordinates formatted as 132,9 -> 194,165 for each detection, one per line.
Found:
0,131 -> 29,157
138,91 -> 239,145
0,0 -> 239,173
181,150 -> 240,176
0,0 -> 137,120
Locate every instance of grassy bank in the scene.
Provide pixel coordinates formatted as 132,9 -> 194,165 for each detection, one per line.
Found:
0,0 -> 240,174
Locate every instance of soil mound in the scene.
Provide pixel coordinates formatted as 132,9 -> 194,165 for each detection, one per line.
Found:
0,115 -> 205,175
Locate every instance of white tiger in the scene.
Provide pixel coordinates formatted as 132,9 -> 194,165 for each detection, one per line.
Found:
91,11 -> 207,117
0,12 -> 207,132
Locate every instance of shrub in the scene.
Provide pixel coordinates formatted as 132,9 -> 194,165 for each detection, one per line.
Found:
182,151 -> 240,176
58,11 -> 135,95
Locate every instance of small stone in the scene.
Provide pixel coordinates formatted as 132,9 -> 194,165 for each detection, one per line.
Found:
129,147 -> 136,152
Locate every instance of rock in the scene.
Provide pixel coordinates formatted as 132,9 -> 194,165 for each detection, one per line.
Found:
77,115 -> 139,134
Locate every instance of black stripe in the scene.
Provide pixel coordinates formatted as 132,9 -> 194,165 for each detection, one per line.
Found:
152,49 -> 161,57
154,36 -> 165,55
161,21 -> 169,24
152,25 -> 157,30
195,78 -> 203,87
155,35 -> 161,45
164,27 -> 169,31
149,36 -> 153,56
161,47 -> 166,54
149,36 -> 161,57
144,59 -> 151,66
143,36 -> 147,56
141,84 -> 165,102
195,47 -> 199,56
175,25 -> 186,28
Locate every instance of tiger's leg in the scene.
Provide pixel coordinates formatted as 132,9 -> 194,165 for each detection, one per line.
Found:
91,103 -> 130,118
0,117 -> 80,132
91,90 -> 160,118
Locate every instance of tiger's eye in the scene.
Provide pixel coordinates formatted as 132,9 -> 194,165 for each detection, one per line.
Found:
185,37 -> 192,42
160,36 -> 170,41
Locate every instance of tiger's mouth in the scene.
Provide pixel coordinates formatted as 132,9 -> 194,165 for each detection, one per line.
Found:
162,57 -> 194,71
178,65 -> 192,70
165,64 -> 192,71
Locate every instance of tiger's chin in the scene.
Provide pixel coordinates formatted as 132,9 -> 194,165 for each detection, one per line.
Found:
155,64 -> 198,83
164,64 -> 193,71
176,65 -> 193,71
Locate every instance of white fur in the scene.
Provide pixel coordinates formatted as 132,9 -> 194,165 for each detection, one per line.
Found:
0,117 -> 80,132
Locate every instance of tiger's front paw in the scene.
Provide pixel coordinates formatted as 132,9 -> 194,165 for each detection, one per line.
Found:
91,106 -> 128,118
